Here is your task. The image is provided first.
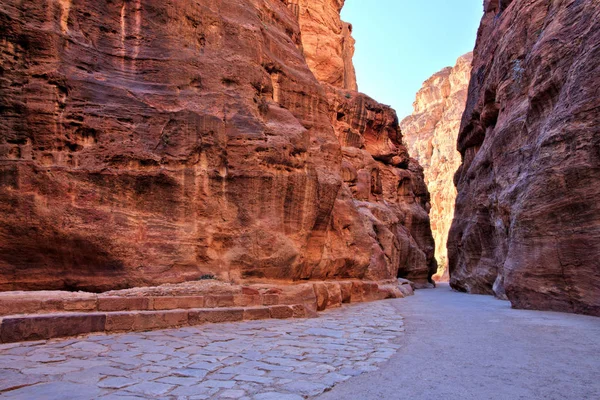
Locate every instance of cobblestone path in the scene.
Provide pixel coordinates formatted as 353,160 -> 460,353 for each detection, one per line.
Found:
0,301 -> 405,399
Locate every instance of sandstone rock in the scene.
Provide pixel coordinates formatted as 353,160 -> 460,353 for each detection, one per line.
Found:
288,0 -> 357,90
0,0 -> 434,291
269,305 -> 295,319
401,53 -> 472,281
448,0 -> 600,316
323,87 -> 437,284
313,282 -> 330,311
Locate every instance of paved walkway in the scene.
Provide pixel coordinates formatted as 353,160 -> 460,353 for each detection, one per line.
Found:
2,285 -> 599,400
317,283 -> 600,400
0,301 -> 405,399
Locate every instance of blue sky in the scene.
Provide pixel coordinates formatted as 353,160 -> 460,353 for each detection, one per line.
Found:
341,1 -> 483,119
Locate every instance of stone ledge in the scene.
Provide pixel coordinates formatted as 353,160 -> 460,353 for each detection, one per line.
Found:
0,304 -> 314,344
0,279 -> 414,343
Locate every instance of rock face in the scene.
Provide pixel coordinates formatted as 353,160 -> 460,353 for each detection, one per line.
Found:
401,53 -> 472,281
324,87 -> 437,285
0,0 -> 434,291
288,0 -> 357,90
448,0 -> 600,316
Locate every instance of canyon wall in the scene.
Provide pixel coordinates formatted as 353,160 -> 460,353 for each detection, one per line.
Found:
287,0 -> 358,91
0,0 -> 435,292
401,53 -> 472,281
449,0 -> 600,316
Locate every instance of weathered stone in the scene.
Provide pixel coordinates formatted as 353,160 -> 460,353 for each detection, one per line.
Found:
293,0 -> 357,90
339,282 -> 352,303
133,310 -> 189,331
243,307 -> 272,321
261,295 -> 280,306
152,296 -> 204,310
105,313 -> 136,333
325,282 -> 342,308
0,313 -> 106,343
313,283 -> 330,311
448,0 -> 600,316
204,295 -> 235,308
269,305 -> 295,319
0,0 -> 434,292
98,298 -> 149,312
401,53 -> 473,281
189,309 -> 244,324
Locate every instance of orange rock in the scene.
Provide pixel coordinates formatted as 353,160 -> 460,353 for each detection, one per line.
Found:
0,0 -> 434,290
401,53 -> 472,281
98,297 -> 149,312
313,283 -> 330,311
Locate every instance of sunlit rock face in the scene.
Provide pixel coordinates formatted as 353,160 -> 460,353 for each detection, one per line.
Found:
401,53 -> 472,281
287,0 -> 358,90
0,0 -> 435,291
448,0 -> 600,316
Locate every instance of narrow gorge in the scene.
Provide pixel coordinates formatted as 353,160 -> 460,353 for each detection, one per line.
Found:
401,53 -> 472,281
0,1 -> 599,399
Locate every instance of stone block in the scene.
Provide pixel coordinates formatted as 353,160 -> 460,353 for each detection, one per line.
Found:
152,296 -> 205,310
243,307 -> 271,320
204,295 -> 235,308
269,305 -> 294,319
325,282 -> 342,308
134,310 -> 189,330
262,294 -> 280,306
98,297 -> 149,312
340,282 -> 352,303
63,298 -> 97,312
0,313 -> 106,343
105,312 -> 136,332
350,281 -> 364,303
189,308 -> 244,325
234,295 -> 262,307
313,283 -> 329,311
0,299 -> 41,316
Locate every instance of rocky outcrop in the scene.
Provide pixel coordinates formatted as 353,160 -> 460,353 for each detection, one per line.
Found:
288,0 -> 357,90
401,53 -> 472,281
0,0 -> 434,291
324,87 -> 437,285
448,0 -> 600,316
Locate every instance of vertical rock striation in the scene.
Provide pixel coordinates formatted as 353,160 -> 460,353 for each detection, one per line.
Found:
448,0 -> 600,316
0,0 -> 435,291
401,53 -> 472,281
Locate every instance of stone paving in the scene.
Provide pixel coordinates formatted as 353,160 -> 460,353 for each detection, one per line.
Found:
0,301 -> 405,399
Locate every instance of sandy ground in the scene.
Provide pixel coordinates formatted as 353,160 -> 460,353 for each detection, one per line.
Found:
316,283 -> 600,400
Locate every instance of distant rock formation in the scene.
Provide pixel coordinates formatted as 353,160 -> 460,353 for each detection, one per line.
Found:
0,0 -> 435,291
401,53 -> 472,281
448,0 -> 600,316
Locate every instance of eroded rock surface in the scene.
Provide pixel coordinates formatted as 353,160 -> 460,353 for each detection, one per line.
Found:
0,0 -> 434,291
401,53 -> 472,281
448,0 -> 600,316
325,87 -> 437,285
288,0 -> 357,90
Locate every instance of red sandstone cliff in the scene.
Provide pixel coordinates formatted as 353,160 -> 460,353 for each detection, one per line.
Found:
0,0 -> 434,291
288,0 -> 358,91
401,53 -> 472,281
448,0 -> 600,316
